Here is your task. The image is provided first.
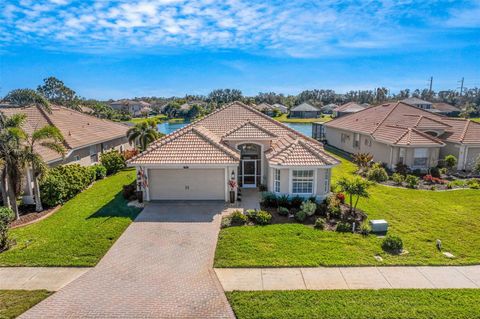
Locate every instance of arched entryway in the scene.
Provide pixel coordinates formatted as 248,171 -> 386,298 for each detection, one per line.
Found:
237,143 -> 262,188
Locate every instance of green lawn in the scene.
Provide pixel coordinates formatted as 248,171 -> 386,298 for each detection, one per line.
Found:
471,117 -> 480,123
273,113 -> 332,123
215,155 -> 480,267
0,290 -> 51,319
127,114 -> 168,125
227,289 -> 480,319
0,169 -> 140,267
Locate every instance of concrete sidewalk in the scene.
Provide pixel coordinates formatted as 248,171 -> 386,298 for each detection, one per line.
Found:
215,266 -> 480,291
0,267 -> 90,291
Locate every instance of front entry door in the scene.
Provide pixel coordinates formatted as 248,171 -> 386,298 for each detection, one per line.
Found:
242,160 -> 257,188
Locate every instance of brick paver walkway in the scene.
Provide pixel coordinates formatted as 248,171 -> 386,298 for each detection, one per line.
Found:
21,202 -> 235,319
215,266 -> 480,291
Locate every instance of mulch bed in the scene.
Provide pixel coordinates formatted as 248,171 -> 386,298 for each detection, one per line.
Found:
9,205 -> 61,229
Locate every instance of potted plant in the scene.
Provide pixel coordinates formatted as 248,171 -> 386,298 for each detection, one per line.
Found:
228,180 -> 237,203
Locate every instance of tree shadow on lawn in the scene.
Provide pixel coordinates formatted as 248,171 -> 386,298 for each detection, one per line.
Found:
86,191 -> 141,222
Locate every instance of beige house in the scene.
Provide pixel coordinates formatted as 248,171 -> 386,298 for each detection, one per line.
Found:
324,102 -> 480,171
332,102 -> 366,118
109,100 -> 152,117
1,105 -> 131,204
128,101 -> 339,202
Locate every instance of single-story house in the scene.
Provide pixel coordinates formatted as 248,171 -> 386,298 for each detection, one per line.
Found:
110,100 -> 152,117
272,103 -> 288,114
431,103 -> 461,116
324,101 -> 480,171
321,103 -> 337,114
254,103 -> 275,116
1,105 -> 131,204
332,102 -> 366,118
289,103 -> 322,118
128,101 -> 339,202
401,97 -> 432,110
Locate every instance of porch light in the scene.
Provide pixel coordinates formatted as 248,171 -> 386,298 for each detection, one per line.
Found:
231,170 -> 235,180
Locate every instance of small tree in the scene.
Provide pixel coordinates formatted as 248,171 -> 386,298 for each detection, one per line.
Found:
0,206 -> 14,252
352,153 -> 373,169
336,177 -> 370,214
444,155 -> 458,173
127,120 -> 161,151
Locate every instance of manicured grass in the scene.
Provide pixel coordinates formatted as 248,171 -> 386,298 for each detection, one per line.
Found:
273,113 -> 332,123
471,117 -> 480,123
0,169 -> 141,267
226,289 -> 480,319
215,155 -> 480,267
0,290 -> 51,319
127,114 -> 168,125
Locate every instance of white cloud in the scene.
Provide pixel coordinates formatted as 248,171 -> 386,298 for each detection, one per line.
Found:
1,0 -> 478,56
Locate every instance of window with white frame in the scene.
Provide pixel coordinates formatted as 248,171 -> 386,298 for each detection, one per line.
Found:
353,133 -> 360,148
90,145 -> 98,163
398,148 -> 406,164
274,169 -> 280,193
292,170 -> 314,194
324,169 -> 330,193
413,148 -> 428,167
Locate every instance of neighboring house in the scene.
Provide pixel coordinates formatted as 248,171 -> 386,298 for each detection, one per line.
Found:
332,102 -> 366,118
324,101 -> 480,171
431,102 -> 461,116
272,103 -> 288,114
128,101 -> 339,202
1,105 -> 131,204
321,103 -> 337,114
401,97 -> 432,110
289,103 -> 322,118
109,100 -> 152,117
254,102 -> 275,115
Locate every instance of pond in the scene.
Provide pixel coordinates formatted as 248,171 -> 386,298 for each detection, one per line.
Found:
157,121 -> 313,137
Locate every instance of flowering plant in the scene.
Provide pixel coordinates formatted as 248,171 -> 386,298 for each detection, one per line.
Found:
228,179 -> 237,190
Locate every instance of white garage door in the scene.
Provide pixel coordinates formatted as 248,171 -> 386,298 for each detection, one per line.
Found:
149,168 -> 226,200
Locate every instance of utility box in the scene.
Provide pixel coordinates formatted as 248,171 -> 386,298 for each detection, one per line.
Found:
370,219 -> 388,233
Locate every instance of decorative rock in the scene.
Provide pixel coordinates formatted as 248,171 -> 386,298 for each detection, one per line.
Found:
374,255 -> 383,262
127,200 -> 144,208
443,252 -> 455,258
370,219 -> 388,233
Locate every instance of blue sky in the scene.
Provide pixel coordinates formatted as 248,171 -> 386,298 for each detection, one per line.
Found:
1,0 -> 479,99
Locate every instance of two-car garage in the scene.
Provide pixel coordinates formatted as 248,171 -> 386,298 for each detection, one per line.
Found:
148,168 -> 227,201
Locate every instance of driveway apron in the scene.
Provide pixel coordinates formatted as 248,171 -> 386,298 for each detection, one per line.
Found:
21,202 -> 235,319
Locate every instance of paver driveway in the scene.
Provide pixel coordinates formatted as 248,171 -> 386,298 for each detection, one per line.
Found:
21,202 -> 235,319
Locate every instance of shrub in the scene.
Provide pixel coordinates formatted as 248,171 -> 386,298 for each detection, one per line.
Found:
122,149 -> 139,161
100,150 -> 126,175
290,196 -> 304,209
405,175 -> 419,188
245,209 -> 257,221
277,195 -> 290,208
336,221 -> 352,233
221,216 -> 232,228
394,162 -> 409,176
444,155 -> 458,171
439,167 -> 448,175
91,164 -> 107,180
475,156 -> 480,174
327,195 -> 342,219
122,182 -> 137,200
430,166 -> 441,178
300,200 -> 317,216
316,202 -> 327,216
294,210 -> 307,222
258,184 -> 268,192
359,221 -> 371,236
255,211 -> 272,225
40,164 -> 96,207
261,192 -> 278,208
391,173 -> 404,185
0,207 -> 14,252
314,218 -> 326,230
367,163 -> 388,182
336,192 -> 345,204
447,179 -> 466,189
382,235 -> 403,254
277,206 -> 289,216
423,175 -> 447,185
467,179 -> 480,189
230,210 -> 247,225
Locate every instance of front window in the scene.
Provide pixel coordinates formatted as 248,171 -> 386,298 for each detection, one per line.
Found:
324,169 -> 330,193
398,148 -> 406,164
413,148 -> 428,167
353,133 -> 360,148
90,145 -> 98,163
292,170 -> 314,194
274,169 -> 280,193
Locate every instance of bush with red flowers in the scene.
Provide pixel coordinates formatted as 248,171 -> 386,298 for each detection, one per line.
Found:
336,192 -> 345,204
423,175 -> 447,185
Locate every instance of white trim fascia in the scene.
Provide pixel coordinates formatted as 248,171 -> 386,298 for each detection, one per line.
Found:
269,164 -> 336,169
127,163 -> 236,168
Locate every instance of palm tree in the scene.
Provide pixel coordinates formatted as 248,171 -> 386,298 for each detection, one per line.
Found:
336,177 -> 370,215
3,89 -> 51,112
127,119 -> 161,152
23,125 -> 65,212
0,113 -> 27,219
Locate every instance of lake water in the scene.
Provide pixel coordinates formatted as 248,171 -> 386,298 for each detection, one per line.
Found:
158,121 -> 313,137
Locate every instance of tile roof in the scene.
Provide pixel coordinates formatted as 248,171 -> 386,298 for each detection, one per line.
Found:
267,139 -> 339,166
432,102 -> 460,112
325,101 -> 480,146
333,102 -> 366,113
402,97 -> 432,106
1,105 -> 129,162
129,101 -> 339,166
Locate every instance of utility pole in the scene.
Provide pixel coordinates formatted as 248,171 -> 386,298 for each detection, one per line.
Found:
429,76 -> 433,92
458,77 -> 464,96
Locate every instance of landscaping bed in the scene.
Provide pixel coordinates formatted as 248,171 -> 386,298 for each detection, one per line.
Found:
226,289 -> 480,319
0,290 -> 52,319
9,205 -> 60,229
